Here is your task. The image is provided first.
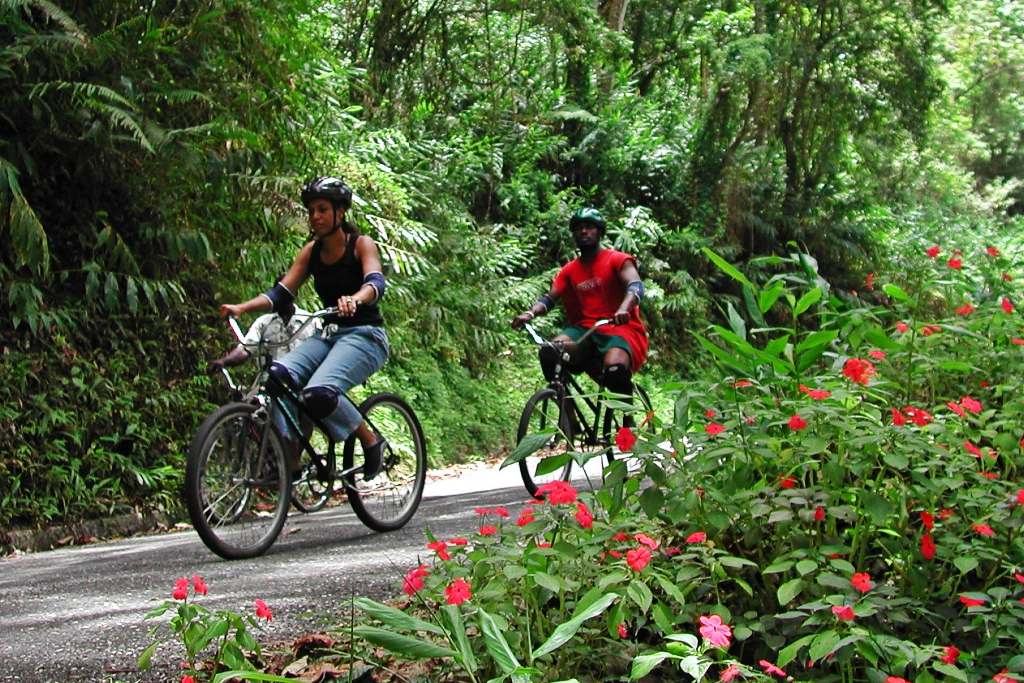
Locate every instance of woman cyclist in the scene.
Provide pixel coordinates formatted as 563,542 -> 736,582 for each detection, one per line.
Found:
219,176 -> 390,480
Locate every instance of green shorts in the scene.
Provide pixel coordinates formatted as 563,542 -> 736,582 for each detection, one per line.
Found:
562,326 -> 632,367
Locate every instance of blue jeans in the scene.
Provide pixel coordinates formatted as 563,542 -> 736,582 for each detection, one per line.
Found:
273,324 -> 389,443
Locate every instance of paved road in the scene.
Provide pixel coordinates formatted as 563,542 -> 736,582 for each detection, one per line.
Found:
0,460 -> 561,683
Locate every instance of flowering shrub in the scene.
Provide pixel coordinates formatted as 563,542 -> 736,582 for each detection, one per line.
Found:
355,243 -> 1024,682
140,576 -> 282,683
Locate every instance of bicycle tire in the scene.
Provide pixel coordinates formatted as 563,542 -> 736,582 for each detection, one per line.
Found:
291,424 -> 333,513
517,387 -> 576,497
601,384 -> 654,462
185,402 -> 291,560
342,393 -> 426,532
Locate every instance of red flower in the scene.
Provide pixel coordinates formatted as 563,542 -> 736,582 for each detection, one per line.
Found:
956,303 -> 976,315
779,474 -> 797,489
474,507 -> 491,515
663,547 -> 681,555
626,546 -> 652,571
941,645 -> 960,665
1012,338 -> 1024,345
516,511 -> 535,526
788,414 -> 808,431
1018,489 -> 1024,505
1015,573 -> 1024,584
760,660 -> 787,676
190,576 -> 208,596
904,406 -> 932,427
814,506 -> 826,521
686,531 -> 707,544
988,246 -> 1001,257
617,623 -> 628,638
536,480 -> 578,504
920,511 -> 934,531
614,426 -> 637,452
948,257 -> 962,269
1002,298 -> 1014,314
868,350 -> 886,360
1004,273 -> 1013,281
994,669 -> 1014,683
921,533 -> 936,560
254,599 -> 273,621
612,531 -> 629,542
959,595 -> 984,607
965,442 -> 982,457
831,605 -> 855,621
733,380 -> 752,387
403,565 -> 429,594
972,523 -> 995,537
634,533 -> 659,550
926,246 -> 940,258
576,502 -> 593,529
946,401 -> 966,417
891,408 -> 907,426
182,676 -> 195,683
921,326 -> 935,336
961,396 -> 982,413
445,578 -> 472,605
479,525 -> 498,536
851,572 -> 872,593
698,614 -> 733,648
608,549 -> 622,558
798,385 -> 831,400
427,540 -> 451,560
938,509 -> 954,520
842,357 -> 876,385
886,678 -> 908,683
705,422 -> 725,435
706,409 -> 716,418
173,578 -> 189,601
980,471 -> 999,479
448,537 -> 468,546
720,664 -> 741,682
896,321 -> 909,333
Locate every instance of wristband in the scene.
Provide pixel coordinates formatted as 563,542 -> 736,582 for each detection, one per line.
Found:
536,294 -> 555,313
262,282 -> 295,314
363,272 -> 386,304
626,280 -> 644,303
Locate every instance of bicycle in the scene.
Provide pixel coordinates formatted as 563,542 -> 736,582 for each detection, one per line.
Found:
185,308 -> 427,560
511,320 -> 652,497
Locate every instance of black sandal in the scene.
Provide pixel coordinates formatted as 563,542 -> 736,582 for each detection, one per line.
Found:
363,437 -> 388,481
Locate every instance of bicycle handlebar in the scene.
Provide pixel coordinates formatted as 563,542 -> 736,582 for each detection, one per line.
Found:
521,318 -> 611,350
225,306 -> 344,347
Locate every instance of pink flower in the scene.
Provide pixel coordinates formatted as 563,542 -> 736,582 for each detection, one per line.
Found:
868,350 -> 886,360
948,257 -> 962,269
961,396 -> 982,413
1003,298 -> 1014,314
698,614 -> 733,648
922,533 -> 936,560
946,401 -> 966,417
896,321 -> 909,333
576,502 -> 593,529
972,523 -> 995,537
760,660 -> 787,676
788,414 -> 808,431
634,533 -> 659,550
445,578 -> 472,605
615,427 -> 636,452
705,423 -> 726,435
831,605 -> 855,621
842,357 -> 876,385
941,645 -> 960,665
403,565 -> 429,594
920,511 -> 934,531
926,246 -> 940,258
173,578 -> 189,601
851,572 -> 872,593
536,480 -> 578,505
814,507 -> 826,521
626,546 -> 652,572
427,540 -> 451,560
255,599 -> 273,621
720,665 -> 741,682
778,474 -> 797,489
959,595 -> 984,607
617,623 -> 628,638
686,531 -> 707,544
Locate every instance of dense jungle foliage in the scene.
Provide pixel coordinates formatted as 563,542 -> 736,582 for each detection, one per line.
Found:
1,0 -> 1022,529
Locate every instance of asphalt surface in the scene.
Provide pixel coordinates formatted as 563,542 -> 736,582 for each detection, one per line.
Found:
0,459 -> 569,683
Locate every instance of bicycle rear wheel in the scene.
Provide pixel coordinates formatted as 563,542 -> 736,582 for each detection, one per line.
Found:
291,425 -> 333,513
185,402 -> 290,560
343,393 -> 426,532
517,387 -> 576,497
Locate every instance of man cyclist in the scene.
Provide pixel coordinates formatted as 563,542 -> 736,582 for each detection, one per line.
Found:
511,207 -> 648,404
205,299 -> 321,382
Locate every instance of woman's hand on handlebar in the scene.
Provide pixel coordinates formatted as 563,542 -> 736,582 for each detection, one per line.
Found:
220,303 -> 245,319
336,295 -> 360,317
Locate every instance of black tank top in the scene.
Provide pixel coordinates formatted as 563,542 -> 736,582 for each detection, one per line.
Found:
309,235 -> 384,327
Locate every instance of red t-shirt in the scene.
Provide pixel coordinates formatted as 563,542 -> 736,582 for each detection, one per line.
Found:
553,249 -> 648,372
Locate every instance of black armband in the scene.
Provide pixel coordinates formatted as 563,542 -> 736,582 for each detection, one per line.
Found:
363,272 -> 386,304
261,282 -> 295,314
626,280 -> 645,303
536,294 -> 555,313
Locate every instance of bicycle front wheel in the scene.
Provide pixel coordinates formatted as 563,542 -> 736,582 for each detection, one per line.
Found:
343,393 -> 426,532
517,387 -> 575,497
185,402 -> 290,560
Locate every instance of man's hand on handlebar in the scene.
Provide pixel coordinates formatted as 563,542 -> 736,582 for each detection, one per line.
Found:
205,358 -> 226,375
511,311 -> 535,330
611,310 -> 631,326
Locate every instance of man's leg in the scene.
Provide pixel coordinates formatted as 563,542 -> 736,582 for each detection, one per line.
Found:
601,347 -> 635,427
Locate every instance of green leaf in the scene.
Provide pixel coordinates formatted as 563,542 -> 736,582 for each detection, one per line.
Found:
138,641 -> 158,670
759,284 -> 785,314
808,630 -> 841,662
932,663 -> 969,683
630,653 -> 674,680
953,556 -> 979,575
477,608 -> 521,673
763,560 -> 794,575
777,634 -> 815,667
212,671 -> 305,683
627,580 -> 653,613
354,598 -> 445,635
793,287 -> 823,316
864,327 -> 905,351
859,491 -> 893,525
532,592 -> 619,659
882,283 -> 910,301
442,605 -> 478,671
702,248 -> 754,289
795,329 -> 838,354
534,571 -> 561,593
352,626 -> 457,659
503,431 -> 561,467
104,273 -> 119,310
777,578 -> 804,605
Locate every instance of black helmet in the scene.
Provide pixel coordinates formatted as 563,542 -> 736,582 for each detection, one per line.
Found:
569,207 -> 607,233
301,176 -> 352,209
